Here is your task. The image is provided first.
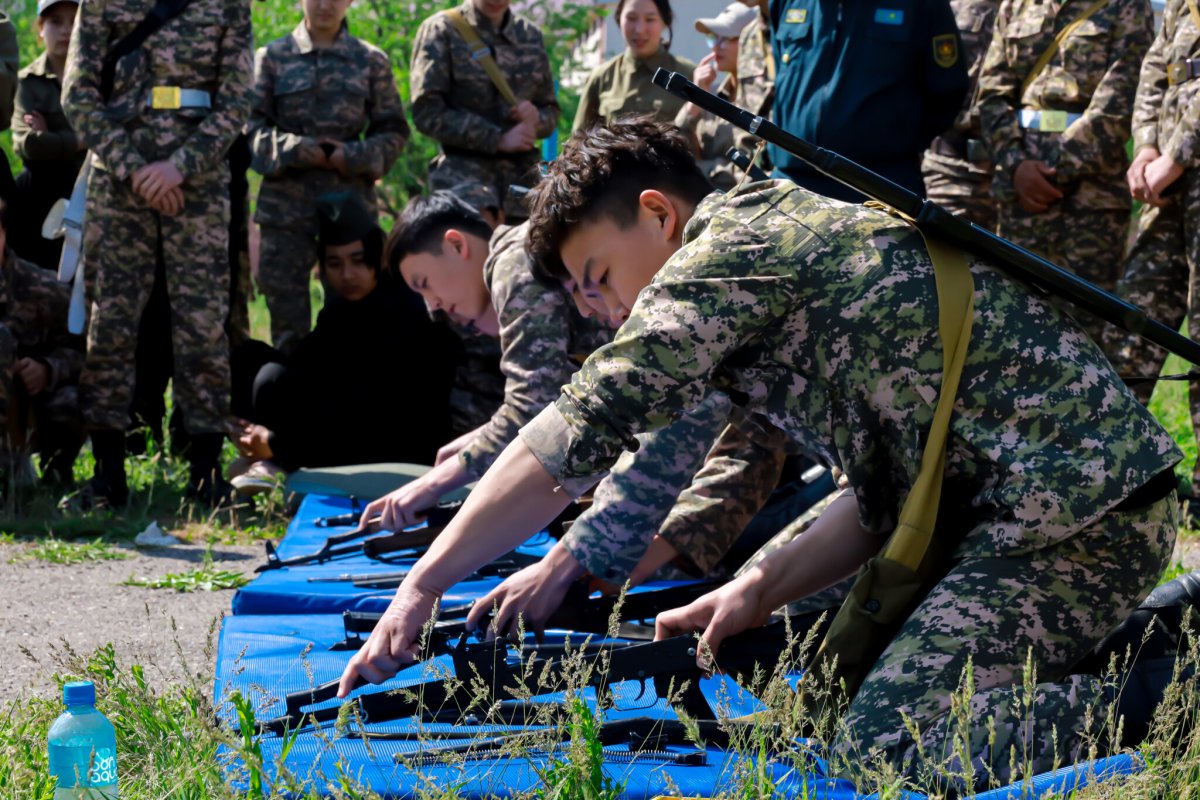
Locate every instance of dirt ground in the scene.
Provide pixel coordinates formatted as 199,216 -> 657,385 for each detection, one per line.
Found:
1,529 -> 1198,705
0,539 -> 262,701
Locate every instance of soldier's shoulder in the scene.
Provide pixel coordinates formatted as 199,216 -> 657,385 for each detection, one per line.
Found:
416,8 -> 454,37
507,12 -> 548,44
354,37 -> 393,66
18,52 -> 50,80
486,224 -> 537,290
262,31 -> 301,58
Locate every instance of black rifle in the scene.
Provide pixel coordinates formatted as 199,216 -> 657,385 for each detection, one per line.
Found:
306,554 -> 538,588
256,610 -> 830,737
330,580 -> 723,651
725,147 -> 770,182
255,501 -> 464,572
652,70 -> 1200,366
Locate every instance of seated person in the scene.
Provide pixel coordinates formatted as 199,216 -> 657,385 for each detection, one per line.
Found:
229,193 -> 459,490
0,198 -> 84,485
338,119 -> 1181,790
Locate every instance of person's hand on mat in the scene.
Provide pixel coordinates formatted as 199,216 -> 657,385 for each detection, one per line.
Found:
654,574 -> 770,670
338,582 -> 439,696
467,543 -> 587,639
358,456 -> 469,532
236,423 -> 274,460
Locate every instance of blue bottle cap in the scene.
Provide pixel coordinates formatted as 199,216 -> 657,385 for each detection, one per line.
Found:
63,681 -> 95,706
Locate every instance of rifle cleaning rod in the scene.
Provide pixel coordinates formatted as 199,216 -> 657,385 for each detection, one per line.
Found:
651,69 -> 1200,367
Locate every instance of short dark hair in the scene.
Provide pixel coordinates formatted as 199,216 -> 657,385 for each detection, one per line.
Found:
526,116 -> 713,281
317,226 -> 385,275
615,0 -> 675,47
385,192 -> 494,279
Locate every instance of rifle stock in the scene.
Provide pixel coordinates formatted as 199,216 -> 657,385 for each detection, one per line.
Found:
651,69 -> 1200,366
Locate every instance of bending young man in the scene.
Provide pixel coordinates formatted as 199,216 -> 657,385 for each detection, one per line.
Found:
338,119 -> 1179,786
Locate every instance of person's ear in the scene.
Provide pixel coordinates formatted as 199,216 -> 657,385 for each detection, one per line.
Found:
638,190 -> 681,241
443,229 -> 469,261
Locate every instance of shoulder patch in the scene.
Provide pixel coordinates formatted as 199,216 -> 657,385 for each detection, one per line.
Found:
784,8 -> 808,23
932,33 -> 958,67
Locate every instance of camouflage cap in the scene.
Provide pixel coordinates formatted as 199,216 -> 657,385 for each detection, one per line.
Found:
315,191 -> 378,246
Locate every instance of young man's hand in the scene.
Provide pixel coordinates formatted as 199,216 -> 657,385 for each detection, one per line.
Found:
434,429 -> 477,466
654,574 -> 771,670
318,138 -> 348,175
497,121 -> 536,153
466,543 -> 587,638
1012,159 -> 1063,213
237,423 -> 274,460
132,161 -> 184,205
13,357 -> 49,396
1144,153 -> 1184,205
359,473 -> 443,531
337,582 -> 439,697
148,186 -> 185,216
511,100 -> 539,128
1127,146 -> 1159,201
298,138 -> 329,169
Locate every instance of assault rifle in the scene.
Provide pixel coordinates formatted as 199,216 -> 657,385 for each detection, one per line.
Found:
255,501 -> 464,571
255,610 -> 830,737
329,580 -> 724,651
652,70 -> 1200,366
306,553 -> 539,589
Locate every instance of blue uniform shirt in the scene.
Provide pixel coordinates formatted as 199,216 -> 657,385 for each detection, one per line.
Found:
768,0 -> 968,202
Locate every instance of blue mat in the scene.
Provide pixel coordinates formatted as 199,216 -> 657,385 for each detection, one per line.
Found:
233,495 -> 555,615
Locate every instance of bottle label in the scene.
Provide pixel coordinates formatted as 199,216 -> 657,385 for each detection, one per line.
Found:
89,747 -> 118,785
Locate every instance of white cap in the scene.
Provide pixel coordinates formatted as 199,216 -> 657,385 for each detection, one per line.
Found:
695,3 -> 758,39
37,0 -> 79,16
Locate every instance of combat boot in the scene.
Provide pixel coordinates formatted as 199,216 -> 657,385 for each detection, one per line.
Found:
86,429 -> 128,509
185,432 -> 234,507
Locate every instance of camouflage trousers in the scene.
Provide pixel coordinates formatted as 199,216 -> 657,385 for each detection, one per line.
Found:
839,493 -> 1177,789
81,167 -> 231,435
258,224 -> 318,355
997,203 -> 1130,353
1102,172 -> 1200,421
921,150 -> 997,232
428,151 -> 542,220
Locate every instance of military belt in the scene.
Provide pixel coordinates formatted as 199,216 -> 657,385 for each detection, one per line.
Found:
147,87 -> 212,110
1168,59 -> 1200,86
930,133 -> 991,165
1019,109 -> 1082,133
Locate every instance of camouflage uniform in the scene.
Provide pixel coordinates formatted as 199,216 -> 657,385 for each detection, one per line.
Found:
574,47 -> 696,133
732,10 -> 774,176
411,2 -> 558,214
456,222 -> 733,583
0,248 -> 84,475
62,0 -> 252,436
977,0 -> 1151,346
249,22 -> 409,353
1104,0 -> 1200,444
519,181 -> 1180,783
675,78 -> 740,192
446,321 -> 504,437
921,0 -> 1001,230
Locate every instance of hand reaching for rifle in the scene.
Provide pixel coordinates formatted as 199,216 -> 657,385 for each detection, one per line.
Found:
434,429 -> 477,466
338,582 -> 439,697
654,574 -> 771,670
467,542 -> 587,639
359,472 -> 442,532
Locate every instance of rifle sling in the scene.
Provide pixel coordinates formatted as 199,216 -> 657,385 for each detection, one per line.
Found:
1020,0 -> 1108,104
99,0 -> 195,102
444,8 -> 520,107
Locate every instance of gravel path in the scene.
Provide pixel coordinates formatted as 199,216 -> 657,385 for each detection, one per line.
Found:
0,538 -> 262,702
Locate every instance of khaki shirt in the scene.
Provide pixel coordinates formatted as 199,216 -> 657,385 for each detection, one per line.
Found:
12,52 -> 84,169
573,46 -> 695,131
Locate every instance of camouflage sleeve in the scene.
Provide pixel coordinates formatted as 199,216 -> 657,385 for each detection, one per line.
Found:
0,15 -> 18,132
655,419 -> 788,577
1055,0 -> 1153,182
559,392 -> 731,583
571,69 -> 602,133
1130,0 -> 1172,154
167,0 -> 254,180
62,0 -> 148,181
247,47 -> 311,178
341,47 -> 410,178
410,16 -> 504,154
917,0 -> 970,144
12,80 -> 80,162
518,222 -> 800,496
23,262 -> 81,389
458,245 -> 579,480
1157,2 -> 1200,164
976,0 -> 1025,179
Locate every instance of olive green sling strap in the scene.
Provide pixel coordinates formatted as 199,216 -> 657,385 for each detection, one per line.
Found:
807,217 -> 976,708
1186,0 -> 1200,32
1020,0 -> 1108,101
445,7 -> 520,107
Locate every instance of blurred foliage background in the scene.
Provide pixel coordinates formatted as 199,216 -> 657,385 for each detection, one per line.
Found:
0,0 -> 595,216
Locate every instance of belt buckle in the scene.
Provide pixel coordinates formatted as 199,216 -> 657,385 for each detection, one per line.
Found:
1039,110 -> 1068,133
151,86 -> 182,110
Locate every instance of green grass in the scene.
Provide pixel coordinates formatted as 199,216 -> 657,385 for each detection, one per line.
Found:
8,536 -> 129,565
122,548 -> 250,592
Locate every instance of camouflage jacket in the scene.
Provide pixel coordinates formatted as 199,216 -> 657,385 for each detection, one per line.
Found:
1131,0 -> 1200,166
976,0 -> 1152,209
62,0 -> 252,182
410,1 -> 558,156
675,78 -> 739,192
574,47 -> 695,132
12,52 -> 84,169
249,22 -> 409,229
0,247 -> 81,390
459,222 -> 611,479
732,11 -> 774,170
520,182 -> 1180,557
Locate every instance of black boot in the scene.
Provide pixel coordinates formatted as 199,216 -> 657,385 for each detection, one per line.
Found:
186,432 -> 232,507
87,429 -> 128,508
1114,655 -> 1197,747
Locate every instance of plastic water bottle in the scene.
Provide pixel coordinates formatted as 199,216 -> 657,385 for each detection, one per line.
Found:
48,681 -> 118,799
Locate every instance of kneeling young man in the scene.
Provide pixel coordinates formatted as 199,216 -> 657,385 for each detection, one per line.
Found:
339,119 -> 1180,786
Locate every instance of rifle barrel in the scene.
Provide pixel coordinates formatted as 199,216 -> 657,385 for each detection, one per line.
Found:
651,69 -> 1200,366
